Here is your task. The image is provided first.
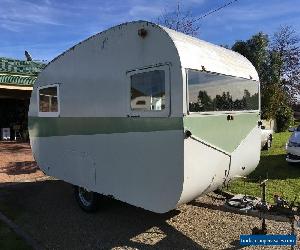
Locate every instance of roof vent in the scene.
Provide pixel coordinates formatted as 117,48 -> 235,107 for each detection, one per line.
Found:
138,28 -> 148,38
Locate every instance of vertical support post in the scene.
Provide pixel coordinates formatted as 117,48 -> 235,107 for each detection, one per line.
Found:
260,179 -> 268,234
291,216 -> 295,250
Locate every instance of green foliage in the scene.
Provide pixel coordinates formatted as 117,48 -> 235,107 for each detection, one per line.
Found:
275,104 -> 294,132
261,83 -> 285,119
232,32 -> 269,81
232,26 -> 299,131
272,26 -> 300,101
228,130 -> 300,204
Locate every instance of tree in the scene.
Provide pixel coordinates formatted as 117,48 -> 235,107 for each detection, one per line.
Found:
232,33 -> 272,115
271,25 -> 300,103
232,32 -> 269,83
232,27 -> 298,131
157,2 -> 199,37
262,83 -> 294,131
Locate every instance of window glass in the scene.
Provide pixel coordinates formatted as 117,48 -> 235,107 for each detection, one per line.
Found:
188,70 -> 259,112
131,70 -> 165,111
39,86 -> 58,112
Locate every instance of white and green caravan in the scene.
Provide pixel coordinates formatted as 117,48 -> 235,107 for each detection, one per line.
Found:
29,21 -> 261,213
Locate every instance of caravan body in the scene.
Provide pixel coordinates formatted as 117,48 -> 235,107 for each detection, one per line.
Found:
29,21 -> 260,213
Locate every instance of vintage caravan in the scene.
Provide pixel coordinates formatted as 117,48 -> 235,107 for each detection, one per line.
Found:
29,21 -> 261,213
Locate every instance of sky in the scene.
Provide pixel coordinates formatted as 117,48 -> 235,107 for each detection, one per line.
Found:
1,0 -> 300,61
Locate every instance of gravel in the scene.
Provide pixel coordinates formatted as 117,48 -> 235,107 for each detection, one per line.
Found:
0,182 -> 297,250
0,142 -> 298,249
0,142 -> 45,184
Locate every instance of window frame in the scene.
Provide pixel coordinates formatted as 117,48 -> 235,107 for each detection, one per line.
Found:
37,83 -> 60,117
186,68 -> 260,115
127,65 -> 170,117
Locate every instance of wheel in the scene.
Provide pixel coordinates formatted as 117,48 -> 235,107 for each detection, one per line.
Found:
267,136 -> 272,149
263,136 -> 272,150
74,186 -> 98,212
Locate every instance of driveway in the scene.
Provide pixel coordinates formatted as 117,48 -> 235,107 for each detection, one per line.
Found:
0,141 -> 295,249
0,141 -> 45,184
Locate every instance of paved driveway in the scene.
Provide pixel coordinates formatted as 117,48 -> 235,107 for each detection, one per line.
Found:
0,142 -> 45,184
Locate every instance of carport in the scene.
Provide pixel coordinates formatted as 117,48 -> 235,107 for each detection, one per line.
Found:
0,57 -> 45,140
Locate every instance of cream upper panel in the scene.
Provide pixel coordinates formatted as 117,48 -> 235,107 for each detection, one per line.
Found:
29,21 -> 183,117
29,21 -> 259,118
162,27 -> 259,81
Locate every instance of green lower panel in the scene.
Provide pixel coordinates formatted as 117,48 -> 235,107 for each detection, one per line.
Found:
184,113 -> 259,153
28,117 -> 183,137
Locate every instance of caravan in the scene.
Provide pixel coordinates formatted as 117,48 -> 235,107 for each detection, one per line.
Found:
29,21 -> 261,213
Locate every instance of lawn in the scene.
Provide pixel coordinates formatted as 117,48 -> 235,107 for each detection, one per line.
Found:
227,129 -> 300,204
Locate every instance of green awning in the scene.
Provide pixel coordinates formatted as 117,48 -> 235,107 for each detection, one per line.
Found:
0,74 -> 37,86
0,57 -> 46,87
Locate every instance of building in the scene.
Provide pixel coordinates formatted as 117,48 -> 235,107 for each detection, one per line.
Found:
0,57 -> 45,140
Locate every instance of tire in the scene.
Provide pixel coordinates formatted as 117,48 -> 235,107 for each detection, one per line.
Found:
74,186 -> 98,212
267,136 -> 272,149
263,136 -> 272,150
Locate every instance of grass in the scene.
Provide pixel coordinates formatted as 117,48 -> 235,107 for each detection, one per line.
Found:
0,221 -> 32,250
227,129 -> 300,204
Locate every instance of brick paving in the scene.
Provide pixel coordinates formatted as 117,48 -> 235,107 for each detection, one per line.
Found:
0,141 -> 45,184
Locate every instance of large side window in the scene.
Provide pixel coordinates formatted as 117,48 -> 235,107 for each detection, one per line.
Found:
187,70 -> 259,112
130,70 -> 165,111
38,84 -> 60,116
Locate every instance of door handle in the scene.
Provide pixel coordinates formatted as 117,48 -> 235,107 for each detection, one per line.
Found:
227,115 -> 234,121
127,115 -> 140,118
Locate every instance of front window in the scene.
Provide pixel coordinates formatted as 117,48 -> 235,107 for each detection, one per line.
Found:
187,70 -> 259,112
130,70 -> 165,111
38,84 -> 60,116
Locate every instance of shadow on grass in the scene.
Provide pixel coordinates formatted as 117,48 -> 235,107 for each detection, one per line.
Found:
0,161 -> 39,175
247,153 -> 300,181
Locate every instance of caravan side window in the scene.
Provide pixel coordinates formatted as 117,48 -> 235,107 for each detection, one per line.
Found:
38,84 -> 60,117
130,70 -> 165,111
187,70 -> 259,112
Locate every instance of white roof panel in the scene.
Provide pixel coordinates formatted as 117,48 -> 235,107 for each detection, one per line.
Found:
161,26 -> 259,81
